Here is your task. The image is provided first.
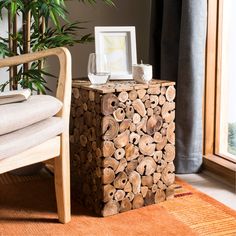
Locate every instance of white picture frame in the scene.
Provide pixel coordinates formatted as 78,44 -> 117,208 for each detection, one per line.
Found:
95,26 -> 137,80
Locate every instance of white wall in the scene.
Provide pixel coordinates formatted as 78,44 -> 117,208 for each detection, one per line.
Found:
0,0 -> 152,92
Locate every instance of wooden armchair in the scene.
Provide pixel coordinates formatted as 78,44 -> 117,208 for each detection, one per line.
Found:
0,47 -> 71,223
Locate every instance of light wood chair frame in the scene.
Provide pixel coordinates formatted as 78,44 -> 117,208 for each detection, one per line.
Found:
0,47 -> 72,223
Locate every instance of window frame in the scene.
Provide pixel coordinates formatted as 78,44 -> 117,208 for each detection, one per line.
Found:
204,0 -> 236,183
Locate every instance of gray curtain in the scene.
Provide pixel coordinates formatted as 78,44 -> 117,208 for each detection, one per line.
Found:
150,0 -> 207,173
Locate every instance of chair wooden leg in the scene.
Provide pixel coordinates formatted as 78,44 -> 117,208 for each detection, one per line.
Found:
54,133 -> 71,223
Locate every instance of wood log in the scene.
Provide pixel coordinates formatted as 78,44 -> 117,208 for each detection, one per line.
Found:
113,172 -> 128,189
126,192 -> 135,201
129,90 -> 138,101
133,113 -> 141,124
91,141 -> 97,151
125,160 -> 138,175
83,103 -> 88,111
103,184 -> 116,202
137,157 -> 157,176
139,135 -> 155,156
158,95 -> 166,105
114,130 -> 130,148
152,184 -> 158,193
124,181 -> 132,192
150,95 -> 159,108
102,141 -> 116,157
157,180 -> 167,190
167,122 -> 175,144
144,190 -> 155,205
147,108 -> 154,116
88,127 -> 96,141
166,186 -> 175,200
103,168 -> 115,184
146,115 -> 163,135
101,94 -> 119,115
118,91 -> 129,103
133,194 -> 144,209
118,102 -> 126,109
129,171 -> 141,194
120,198 -> 132,212
80,90 -> 89,102
155,189 -> 166,203
141,176 -> 153,188
164,144 -> 175,162
156,136 -> 168,151
162,102 -> 175,121
129,132 -> 140,145
161,162 -> 175,186
125,99 -> 132,106
102,116 -> 119,140
136,116 -> 148,135
113,108 -> 125,122
114,148 -> 125,160
161,86 -> 166,95
166,86 -> 176,102
96,148 -> 102,158
103,157 -> 119,171
161,127 -> 167,136
79,135 -> 87,147
87,152 -> 93,162
84,112 -> 92,128
165,111 -> 175,123
95,167 -> 102,178
153,106 -> 162,115
147,86 -> 161,95
153,151 -> 163,162
89,90 -> 95,101
114,190 -> 125,201
125,144 -> 139,161
119,119 -> 132,133
102,200 -> 119,217
141,186 -> 149,198
144,99 -> 151,109
115,158 -> 127,174
153,172 -> 162,183
130,123 -> 136,132
154,132 -> 162,143
141,94 -> 150,102
126,106 -> 135,119
72,88 -> 80,99
156,159 -> 167,173
133,99 -> 146,117
137,89 -> 146,99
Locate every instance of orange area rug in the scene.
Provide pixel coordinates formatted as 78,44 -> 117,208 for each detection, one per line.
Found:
0,173 -> 236,236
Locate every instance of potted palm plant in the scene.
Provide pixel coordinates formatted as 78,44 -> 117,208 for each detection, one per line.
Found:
0,0 -> 114,93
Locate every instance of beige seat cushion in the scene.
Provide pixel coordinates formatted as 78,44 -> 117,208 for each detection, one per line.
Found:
0,117 -> 64,160
0,95 -> 62,135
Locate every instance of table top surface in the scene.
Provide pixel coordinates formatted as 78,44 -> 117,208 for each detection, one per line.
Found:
72,79 -> 175,94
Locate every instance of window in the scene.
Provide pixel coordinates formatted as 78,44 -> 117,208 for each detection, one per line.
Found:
215,0 -> 236,161
204,0 -> 236,167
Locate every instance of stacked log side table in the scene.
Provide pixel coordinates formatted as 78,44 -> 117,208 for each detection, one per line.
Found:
70,79 -> 176,217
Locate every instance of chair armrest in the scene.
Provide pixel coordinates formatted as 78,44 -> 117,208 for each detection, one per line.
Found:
0,47 -> 72,128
